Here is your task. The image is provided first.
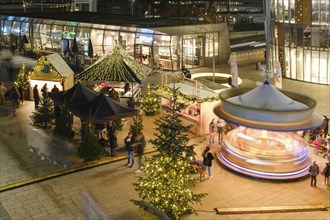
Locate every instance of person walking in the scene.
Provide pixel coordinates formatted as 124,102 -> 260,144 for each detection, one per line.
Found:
33,85 -> 40,109
135,133 -> 145,173
309,160 -> 320,187
209,118 -> 216,145
0,82 -> 7,105
108,132 -> 118,157
10,86 -> 20,116
320,115 -> 329,137
321,161 -> 330,185
217,118 -> 226,144
124,132 -> 135,168
17,85 -> 24,104
202,146 -> 214,179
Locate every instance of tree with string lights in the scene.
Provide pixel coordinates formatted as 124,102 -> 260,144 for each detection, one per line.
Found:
131,87 -> 206,219
30,89 -> 54,129
141,84 -> 160,116
14,63 -> 30,90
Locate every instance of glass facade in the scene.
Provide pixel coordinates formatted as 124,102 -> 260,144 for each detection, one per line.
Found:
0,15 -> 229,71
271,0 -> 330,84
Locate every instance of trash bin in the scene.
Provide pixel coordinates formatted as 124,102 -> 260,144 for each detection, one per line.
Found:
256,62 -> 261,70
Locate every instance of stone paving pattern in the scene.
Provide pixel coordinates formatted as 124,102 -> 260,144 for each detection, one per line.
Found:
0,51 -> 329,219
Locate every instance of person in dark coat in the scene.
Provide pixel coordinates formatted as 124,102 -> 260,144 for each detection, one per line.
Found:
309,160 -> 320,187
124,132 -> 135,167
135,133 -> 145,172
321,161 -> 330,185
108,132 -> 118,157
33,85 -> 40,110
51,84 -> 60,93
202,146 -> 214,179
17,85 -> 24,104
106,120 -> 117,136
10,86 -> 20,116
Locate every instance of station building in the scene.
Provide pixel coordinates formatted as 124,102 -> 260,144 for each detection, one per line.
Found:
0,14 -> 230,71
270,0 -> 330,85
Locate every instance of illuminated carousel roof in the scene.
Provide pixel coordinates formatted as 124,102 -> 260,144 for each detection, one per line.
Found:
213,81 -> 323,131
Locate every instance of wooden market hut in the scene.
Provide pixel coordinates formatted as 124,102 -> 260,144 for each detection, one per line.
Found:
28,53 -> 74,100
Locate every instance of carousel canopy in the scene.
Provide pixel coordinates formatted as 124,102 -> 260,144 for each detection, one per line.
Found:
213,81 -> 323,131
226,81 -> 308,111
49,82 -> 138,122
75,44 -> 151,83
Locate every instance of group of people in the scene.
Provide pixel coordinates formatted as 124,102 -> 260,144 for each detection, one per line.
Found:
0,81 -> 26,116
209,118 -> 227,145
310,115 -> 330,160
96,120 -> 145,172
309,160 -> 330,187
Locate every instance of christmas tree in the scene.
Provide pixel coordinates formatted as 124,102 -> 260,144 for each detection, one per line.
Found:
14,63 -> 30,90
77,122 -> 102,162
30,90 -> 54,129
54,104 -> 74,139
131,88 -> 206,219
141,84 -> 160,116
129,113 -> 144,138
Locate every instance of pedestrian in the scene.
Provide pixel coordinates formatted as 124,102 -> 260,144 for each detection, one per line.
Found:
320,115 -> 329,137
108,132 -> 118,157
106,120 -> 117,137
217,118 -> 226,144
33,85 -> 40,109
94,122 -> 106,139
209,118 -> 216,145
135,133 -> 145,173
309,160 -> 320,187
202,146 -> 214,179
321,161 -> 330,185
51,84 -> 60,93
17,85 -> 24,104
124,132 -> 135,168
41,83 -> 48,97
10,86 -> 20,116
0,82 -> 7,104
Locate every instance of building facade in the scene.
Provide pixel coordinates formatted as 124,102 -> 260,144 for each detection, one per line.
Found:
270,0 -> 330,84
0,15 -> 230,71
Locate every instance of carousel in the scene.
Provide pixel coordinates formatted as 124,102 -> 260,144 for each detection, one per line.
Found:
213,79 -> 323,180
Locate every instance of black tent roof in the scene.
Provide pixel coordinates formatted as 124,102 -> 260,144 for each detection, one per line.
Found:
49,82 -> 138,122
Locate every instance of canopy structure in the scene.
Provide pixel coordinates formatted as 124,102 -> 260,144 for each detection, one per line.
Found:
75,44 -> 151,83
214,81 -> 323,131
50,82 -> 138,122
213,80 -> 323,180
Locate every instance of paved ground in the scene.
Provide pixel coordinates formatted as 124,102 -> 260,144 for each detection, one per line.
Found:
0,51 -> 329,219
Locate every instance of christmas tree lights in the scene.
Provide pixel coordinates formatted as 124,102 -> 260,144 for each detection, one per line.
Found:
141,84 -> 160,116
30,89 -> 55,129
76,43 -> 152,82
131,88 -> 206,219
14,63 -> 30,90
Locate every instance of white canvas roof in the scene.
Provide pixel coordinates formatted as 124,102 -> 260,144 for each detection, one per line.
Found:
46,53 -> 74,77
227,82 -> 308,111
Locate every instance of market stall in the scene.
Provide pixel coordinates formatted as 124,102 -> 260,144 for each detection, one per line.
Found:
28,53 -> 74,100
153,81 -> 221,136
75,44 -> 151,106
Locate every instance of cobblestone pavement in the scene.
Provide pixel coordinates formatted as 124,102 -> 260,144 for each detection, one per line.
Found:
0,53 -> 329,219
